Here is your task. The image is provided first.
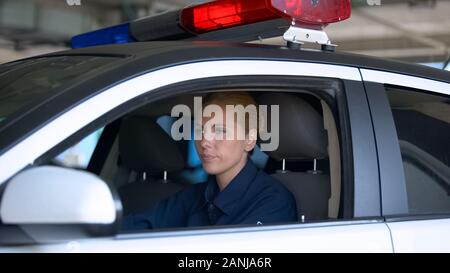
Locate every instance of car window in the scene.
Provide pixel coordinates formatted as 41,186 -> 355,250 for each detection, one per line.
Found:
0,56 -> 120,127
114,89 -> 344,229
33,77 -> 349,234
386,86 -> 450,215
52,128 -> 104,169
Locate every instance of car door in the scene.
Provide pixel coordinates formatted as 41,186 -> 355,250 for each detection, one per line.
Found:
0,56 -> 392,252
362,69 -> 450,252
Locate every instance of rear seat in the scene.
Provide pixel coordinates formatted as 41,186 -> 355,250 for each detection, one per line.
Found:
257,93 -> 331,221
117,116 -> 185,215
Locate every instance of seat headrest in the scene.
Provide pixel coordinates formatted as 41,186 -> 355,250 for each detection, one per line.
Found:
257,93 -> 328,160
119,116 -> 184,172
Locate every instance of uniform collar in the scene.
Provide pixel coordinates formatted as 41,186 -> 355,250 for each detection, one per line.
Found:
203,159 -> 258,215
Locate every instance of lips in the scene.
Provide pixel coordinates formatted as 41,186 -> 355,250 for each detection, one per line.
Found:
201,153 -> 217,162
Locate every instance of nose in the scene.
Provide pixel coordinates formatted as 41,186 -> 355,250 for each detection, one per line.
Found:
200,132 -> 214,149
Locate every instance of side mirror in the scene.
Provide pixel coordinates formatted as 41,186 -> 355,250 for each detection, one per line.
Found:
0,166 -> 121,244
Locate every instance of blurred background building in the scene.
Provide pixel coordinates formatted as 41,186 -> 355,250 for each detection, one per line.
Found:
0,0 -> 449,67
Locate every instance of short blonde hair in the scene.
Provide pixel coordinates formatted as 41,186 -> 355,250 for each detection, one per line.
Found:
202,92 -> 258,136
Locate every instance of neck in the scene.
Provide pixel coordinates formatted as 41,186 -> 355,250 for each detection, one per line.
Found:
216,154 -> 248,191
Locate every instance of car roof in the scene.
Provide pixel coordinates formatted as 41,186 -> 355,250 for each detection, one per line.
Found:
38,41 -> 450,84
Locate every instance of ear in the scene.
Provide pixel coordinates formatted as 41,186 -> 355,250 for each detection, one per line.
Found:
244,129 -> 257,152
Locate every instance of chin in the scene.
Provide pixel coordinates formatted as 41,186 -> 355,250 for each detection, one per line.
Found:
201,162 -> 225,175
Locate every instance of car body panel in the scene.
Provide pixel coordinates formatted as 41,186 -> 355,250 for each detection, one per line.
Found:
360,69 -> 450,95
41,41 -> 450,83
387,218 -> 450,252
1,221 -> 393,252
364,82 -> 409,216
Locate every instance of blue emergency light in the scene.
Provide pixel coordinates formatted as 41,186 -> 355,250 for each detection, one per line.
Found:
71,23 -> 136,49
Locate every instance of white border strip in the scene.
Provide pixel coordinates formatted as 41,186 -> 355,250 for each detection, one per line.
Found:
361,69 -> 450,96
0,60 -> 361,184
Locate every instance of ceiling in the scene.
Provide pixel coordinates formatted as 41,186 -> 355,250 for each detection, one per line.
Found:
329,0 -> 450,63
0,0 -> 449,66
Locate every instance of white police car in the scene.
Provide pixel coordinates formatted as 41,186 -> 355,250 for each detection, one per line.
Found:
0,0 -> 449,252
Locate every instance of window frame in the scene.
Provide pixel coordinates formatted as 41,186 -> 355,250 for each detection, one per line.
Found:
92,76 -> 379,236
362,70 -> 450,220
28,75 -> 373,235
35,75 -> 358,219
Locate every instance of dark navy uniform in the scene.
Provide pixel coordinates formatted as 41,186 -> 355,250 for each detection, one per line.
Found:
122,159 -> 297,230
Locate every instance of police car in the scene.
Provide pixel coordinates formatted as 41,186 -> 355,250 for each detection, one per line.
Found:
0,0 -> 449,252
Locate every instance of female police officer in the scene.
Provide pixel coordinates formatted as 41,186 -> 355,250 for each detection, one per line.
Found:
122,92 -> 296,230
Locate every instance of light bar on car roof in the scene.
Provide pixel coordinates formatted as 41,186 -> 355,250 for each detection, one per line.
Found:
71,0 -> 351,49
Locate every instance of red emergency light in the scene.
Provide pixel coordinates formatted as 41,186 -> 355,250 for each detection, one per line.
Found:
180,0 -> 351,34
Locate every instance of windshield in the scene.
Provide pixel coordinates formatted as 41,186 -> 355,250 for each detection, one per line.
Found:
0,55 -> 120,126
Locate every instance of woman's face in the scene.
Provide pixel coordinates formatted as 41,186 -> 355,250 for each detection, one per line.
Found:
194,104 -> 256,176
